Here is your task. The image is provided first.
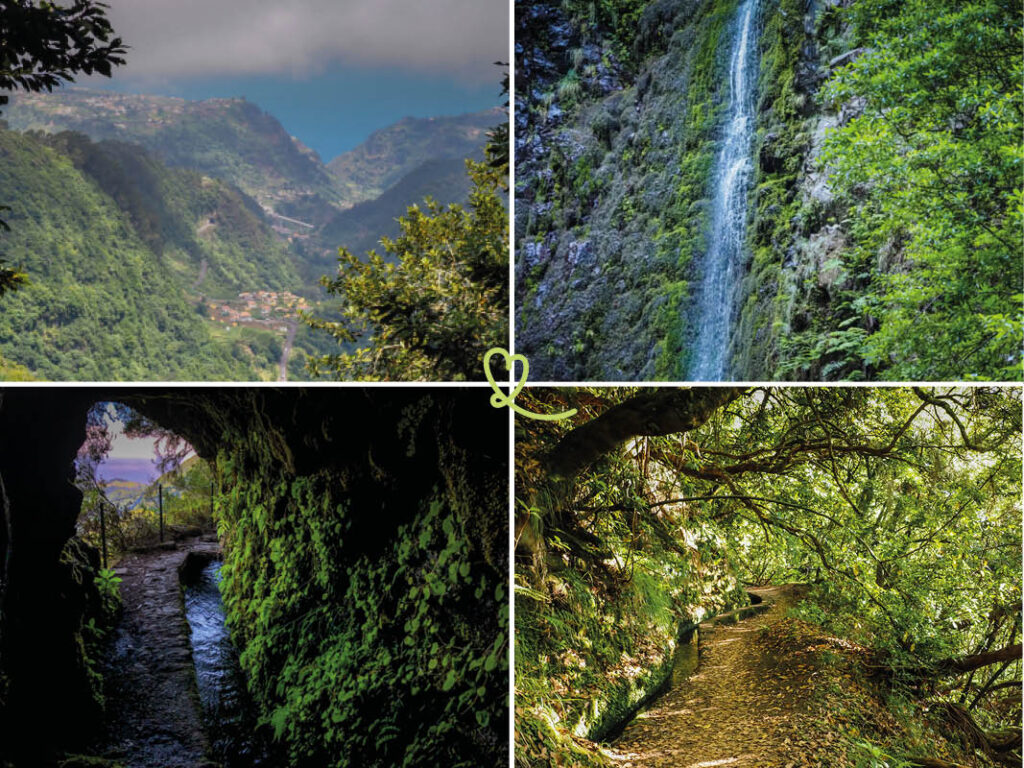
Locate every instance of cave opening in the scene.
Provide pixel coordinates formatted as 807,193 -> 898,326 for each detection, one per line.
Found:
0,391 -> 248,767
73,400 -> 214,566
1,387 -> 510,767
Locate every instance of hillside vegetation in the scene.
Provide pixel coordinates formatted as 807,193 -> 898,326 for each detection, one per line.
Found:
0,88 -> 501,381
0,127 -> 266,380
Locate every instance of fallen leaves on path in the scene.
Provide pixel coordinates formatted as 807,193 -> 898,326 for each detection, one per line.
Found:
604,585 -> 848,768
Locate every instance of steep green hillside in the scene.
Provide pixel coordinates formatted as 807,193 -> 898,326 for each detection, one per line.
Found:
0,127 -> 285,380
515,0 -> 1022,381
300,156 -> 474,279
6,89 -> 341,223
327,109 -> 499,204
40,131 -> 302,299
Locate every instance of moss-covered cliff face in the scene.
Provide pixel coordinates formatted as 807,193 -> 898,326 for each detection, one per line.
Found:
516,0 -> 1022,381
517,0 -> 746,380
0,389 -> 507,767
517,0 -> 834,380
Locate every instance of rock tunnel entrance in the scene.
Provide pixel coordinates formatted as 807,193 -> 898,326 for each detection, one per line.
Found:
0,387 -> 509,767
74,400 -> 215,565
0,392 -> 256,766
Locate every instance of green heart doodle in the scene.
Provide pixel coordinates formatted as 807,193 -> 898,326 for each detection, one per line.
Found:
482,348 -> 577,421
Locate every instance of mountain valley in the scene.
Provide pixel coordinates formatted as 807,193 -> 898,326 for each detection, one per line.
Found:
0,88 -> 499,380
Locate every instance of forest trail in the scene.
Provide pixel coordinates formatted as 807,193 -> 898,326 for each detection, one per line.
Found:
607,584 -> 835,768
96,536 -> 221,768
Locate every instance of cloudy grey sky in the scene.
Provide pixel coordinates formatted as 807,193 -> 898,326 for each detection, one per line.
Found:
104,0 -> 507,84
78,0 -> 508,158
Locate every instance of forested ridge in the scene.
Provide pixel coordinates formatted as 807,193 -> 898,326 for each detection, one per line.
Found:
516,387 -> 1022,766
514,0 -> 1022,381
0,126 -> 310,380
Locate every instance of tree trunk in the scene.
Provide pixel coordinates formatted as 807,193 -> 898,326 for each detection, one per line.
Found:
942,644 -> 1023,675
544,387 -> 744,480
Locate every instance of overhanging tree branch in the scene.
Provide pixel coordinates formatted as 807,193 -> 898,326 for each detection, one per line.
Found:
543,387 -> 744,480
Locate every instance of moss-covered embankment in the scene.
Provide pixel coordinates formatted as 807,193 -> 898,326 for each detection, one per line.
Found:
515,0 -> 849,380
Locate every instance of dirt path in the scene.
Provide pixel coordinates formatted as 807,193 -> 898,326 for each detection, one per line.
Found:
191,258 -> 209,290
97,537 -> 221,768
607,585 -> 823,768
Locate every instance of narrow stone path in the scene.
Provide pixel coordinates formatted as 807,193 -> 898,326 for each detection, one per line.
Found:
606,585 -> 824,768
97,536 -> 221,768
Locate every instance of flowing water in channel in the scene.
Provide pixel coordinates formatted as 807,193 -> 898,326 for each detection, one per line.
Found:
184,559 -> 269,767
688,0 -> 759,380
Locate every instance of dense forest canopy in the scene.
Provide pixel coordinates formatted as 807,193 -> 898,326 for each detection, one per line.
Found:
516,386 -> 1022,766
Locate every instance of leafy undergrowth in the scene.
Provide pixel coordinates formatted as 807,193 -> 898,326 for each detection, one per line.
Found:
516,556 -> 703,767
765,610 -> 993,768
514,394 -> 748,767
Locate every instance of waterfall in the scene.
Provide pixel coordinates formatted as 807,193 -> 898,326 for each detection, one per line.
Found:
688,0 -> 759,381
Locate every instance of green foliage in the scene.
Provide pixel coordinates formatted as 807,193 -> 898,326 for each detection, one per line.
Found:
0,1 -> 125,111
515,390 -> 749,766
0,127 -> 294,380
210,404 -> 507,766
42,130 -> 301,298
308,157 -> 474,281
821,0 -> 1023,380
561,0 -> 651,69
517,387 -> 1022,765
94,567 -> 121,599
847,738 -> 916,768
306,158 -> 508,380
0,208 -> 27,297
714,388 -> 1022,669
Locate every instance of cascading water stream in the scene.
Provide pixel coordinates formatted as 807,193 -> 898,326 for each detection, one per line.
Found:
688,0 -> 759,381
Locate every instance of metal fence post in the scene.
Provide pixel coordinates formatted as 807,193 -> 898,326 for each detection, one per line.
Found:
100,501 -> 108,569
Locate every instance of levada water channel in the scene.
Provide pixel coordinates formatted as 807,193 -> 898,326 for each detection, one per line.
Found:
182,555 -> 271,767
